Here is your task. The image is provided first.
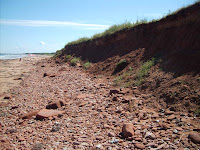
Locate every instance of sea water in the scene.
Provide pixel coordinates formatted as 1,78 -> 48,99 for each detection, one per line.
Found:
0,53 -> 29,59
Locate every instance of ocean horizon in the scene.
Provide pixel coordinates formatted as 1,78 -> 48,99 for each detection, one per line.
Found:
0,53 -> 29,59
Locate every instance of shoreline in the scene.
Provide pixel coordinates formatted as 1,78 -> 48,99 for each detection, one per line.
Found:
0,55 -> 51,103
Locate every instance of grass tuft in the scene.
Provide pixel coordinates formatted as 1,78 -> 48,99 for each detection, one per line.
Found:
70,57 -> 80,66
65,55 -> 72,61
135,58 -> 155,85
83,61 -> 91,69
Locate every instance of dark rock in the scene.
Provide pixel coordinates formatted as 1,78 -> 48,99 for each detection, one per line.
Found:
5,129 -> 17,134
46,100 -> 65,109
122,123 -> 135,138
109,89 -> 120,95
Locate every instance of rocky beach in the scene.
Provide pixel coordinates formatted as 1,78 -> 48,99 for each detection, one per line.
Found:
0,57 -> 199,149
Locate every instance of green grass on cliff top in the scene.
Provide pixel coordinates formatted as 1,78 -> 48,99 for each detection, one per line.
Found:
59,1 -> 199,49
66,19 -> 148,46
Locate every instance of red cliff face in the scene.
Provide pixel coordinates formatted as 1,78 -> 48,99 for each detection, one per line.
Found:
61,2 -> 200,75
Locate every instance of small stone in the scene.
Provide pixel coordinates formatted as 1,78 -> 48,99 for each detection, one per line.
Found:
160,123 -> 168,130
36,109 -> 65,120
108,132 -> 115,137
77,94 -> 87,99
156,143 -> 166,149
146,142 -> 157,148
73,142 -> 80,145
135,137 -> 142,141
144,132 -> 156,139
109,89 -> 120,95
51,125 -> 61,132
167,114 -> 176,120
188,132 -> 200,144
17,136 -> 25,142
103,124 -> 110,129
109,137 -> 119,143
165,111 -> 174,115
122,123 -> 135,138
96,144 -> 103,149
31,143 -> 43,150
112,97 -> 118,101
3,96 -> 10,99
46,100 -> 65,109
135,143 -> 145,149
173,129 -> 178,134
5,129 -> 17,134
0,137 -> 7,142
20,110 -> 39,119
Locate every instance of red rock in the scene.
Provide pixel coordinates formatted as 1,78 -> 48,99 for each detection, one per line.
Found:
36,109 -> 65,119
0,137 -> 7,142
103,124 -> 110,129
20,110 -> 39,119
122,123 -> 135,138
165,111 -> 174,115
167,114 -> 176,120
135,143 -> 145,149
77,101 -> 86,107
46,100 -> 65,109
160,123 -> 169,130
108,132 -> 115,137
0,102 -> 9,107
144,132 -> 156,139
77,94 -> 87,99
135,137 -> 142,141
188,132 -> 200,144
17,136 -> 25,142
146,142 -> 157,148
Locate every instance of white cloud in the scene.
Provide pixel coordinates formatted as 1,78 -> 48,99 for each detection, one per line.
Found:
0,19 -> 110,29
40,41 -> 46,45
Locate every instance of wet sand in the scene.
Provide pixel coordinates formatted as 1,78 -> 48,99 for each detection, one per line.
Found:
0,55 -> 51,102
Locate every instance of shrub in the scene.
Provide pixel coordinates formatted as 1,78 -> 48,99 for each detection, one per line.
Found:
83,61 -> 91,69
65,55 -> 71,61
135,58 -> 155,85
70,57 -> 80,66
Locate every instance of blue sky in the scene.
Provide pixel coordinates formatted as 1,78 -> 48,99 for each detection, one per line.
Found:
0,0 -> 197,53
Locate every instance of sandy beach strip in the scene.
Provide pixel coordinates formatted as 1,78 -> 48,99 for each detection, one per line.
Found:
0,55 -> 51,103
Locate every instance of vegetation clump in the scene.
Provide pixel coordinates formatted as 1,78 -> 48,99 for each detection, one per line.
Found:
65,55 -> 72,61
135,58 -> 156,85
70,57 -> 80,66
83,61 -> 91,69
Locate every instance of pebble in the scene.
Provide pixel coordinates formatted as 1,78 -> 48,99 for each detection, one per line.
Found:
134,143 -> 145,149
